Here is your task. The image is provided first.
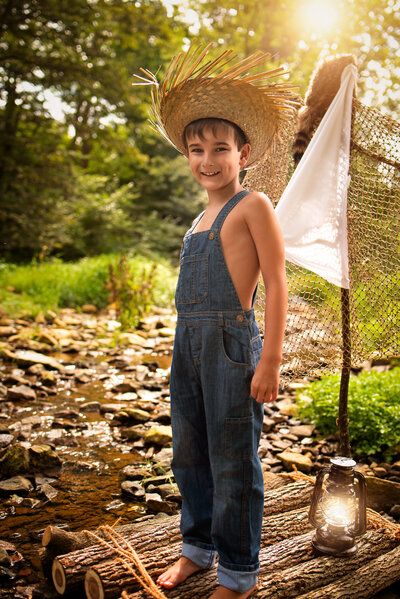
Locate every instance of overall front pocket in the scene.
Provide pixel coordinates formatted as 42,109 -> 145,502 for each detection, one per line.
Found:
175,254 -> 209,305
218,324 -> 251,367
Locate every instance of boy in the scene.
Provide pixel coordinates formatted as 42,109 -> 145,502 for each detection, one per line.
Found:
136,43 -> 297,598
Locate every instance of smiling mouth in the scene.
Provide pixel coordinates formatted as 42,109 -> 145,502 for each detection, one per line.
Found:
202,171 -> 220,176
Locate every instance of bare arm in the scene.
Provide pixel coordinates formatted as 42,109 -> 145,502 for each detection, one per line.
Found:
244,192 -> 287,403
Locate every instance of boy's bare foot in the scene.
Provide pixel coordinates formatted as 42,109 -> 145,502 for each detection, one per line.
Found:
209,585 -> 257,598
157,556 -> 203,589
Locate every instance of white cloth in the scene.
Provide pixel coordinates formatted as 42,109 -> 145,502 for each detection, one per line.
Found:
275,64 -> 358,289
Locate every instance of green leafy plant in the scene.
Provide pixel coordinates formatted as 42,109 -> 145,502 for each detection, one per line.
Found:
297,368 -> 400,458
106,255 -> 157,329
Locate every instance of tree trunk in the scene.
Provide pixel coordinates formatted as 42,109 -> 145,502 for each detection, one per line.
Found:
296,544 -> 400,599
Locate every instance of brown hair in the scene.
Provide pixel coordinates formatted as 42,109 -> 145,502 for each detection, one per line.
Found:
183,118 -> 248,151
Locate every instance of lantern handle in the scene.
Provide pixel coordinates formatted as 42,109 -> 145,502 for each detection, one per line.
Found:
308,467 -> 330,527
354,471 -> 367,534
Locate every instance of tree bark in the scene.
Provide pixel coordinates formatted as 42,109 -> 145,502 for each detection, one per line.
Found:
296,544 -> 400,599
256,529 -> 399,597
125,532 -> 399,599
55,506 -> 312,597
84,509 -> 313,599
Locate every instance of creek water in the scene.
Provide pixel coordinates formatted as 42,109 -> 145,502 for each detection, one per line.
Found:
0,350 -> 172,587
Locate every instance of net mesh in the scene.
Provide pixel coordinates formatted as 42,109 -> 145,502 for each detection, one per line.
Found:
244,100 -> 400,387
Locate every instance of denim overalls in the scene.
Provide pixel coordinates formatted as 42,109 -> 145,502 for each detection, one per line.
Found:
170,190 -> 264,593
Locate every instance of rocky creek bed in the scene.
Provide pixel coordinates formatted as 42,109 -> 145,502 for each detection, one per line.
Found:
0,306 -> 399,598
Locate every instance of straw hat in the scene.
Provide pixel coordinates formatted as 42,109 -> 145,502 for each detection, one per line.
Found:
135,42 -> 300,167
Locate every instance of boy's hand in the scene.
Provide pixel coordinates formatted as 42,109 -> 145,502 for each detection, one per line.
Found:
250,359 -> 280,403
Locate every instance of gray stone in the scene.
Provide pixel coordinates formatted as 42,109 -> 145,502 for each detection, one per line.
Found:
0,348 -> 64,371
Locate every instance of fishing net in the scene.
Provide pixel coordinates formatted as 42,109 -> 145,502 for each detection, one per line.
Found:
244,100 -> 400,387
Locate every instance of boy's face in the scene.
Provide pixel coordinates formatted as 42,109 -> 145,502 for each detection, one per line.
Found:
185,124 -> 251,193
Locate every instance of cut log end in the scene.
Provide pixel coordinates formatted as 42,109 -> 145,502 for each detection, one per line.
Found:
42,525 -> 52,547
52,558 -> 67,595
85,568 -> 104,599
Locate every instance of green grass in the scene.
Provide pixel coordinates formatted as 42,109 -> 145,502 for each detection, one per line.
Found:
0,255 -> 177,318
297,368 -> 400,459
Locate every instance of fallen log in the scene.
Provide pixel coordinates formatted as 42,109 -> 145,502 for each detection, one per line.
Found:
296,544 -> 400,599
125,529 -> 399,599
256,529 -> 399,598
42,515 -> 178,554
83,509 -> 313,599
50,522 -> 181,596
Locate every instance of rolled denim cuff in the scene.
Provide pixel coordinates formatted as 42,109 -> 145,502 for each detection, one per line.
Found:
181,542 -> 217,569
218,563 -> 259,593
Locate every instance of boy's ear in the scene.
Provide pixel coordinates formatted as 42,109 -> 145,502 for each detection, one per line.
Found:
239,143 -> 251,168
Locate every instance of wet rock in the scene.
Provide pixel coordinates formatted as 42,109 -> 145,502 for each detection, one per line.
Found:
120,425 -> 148,441
365,476 -> 400,511
121,465 -> 152,480
81,401 -> 101,412
0,434 -> 14,448
144,425 -> 172,446
145,492 -> 177,515
114,408 -> 151,424
0,349 -> 63,371
39,482 -> 58,502
7,385 -> 37,402
100,403 -> 125,414
121,480 -> 146,501
0,443 -> 30,477
74,370 -> 92,384
29,445 -> 62,472
0,547 -> 11,567
277,450 -> 313,473
111,381 -> 137,393
0,475 -> 33,495
0,382 -> 7,397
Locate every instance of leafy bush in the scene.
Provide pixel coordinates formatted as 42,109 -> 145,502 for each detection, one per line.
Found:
297,369 -> 400,458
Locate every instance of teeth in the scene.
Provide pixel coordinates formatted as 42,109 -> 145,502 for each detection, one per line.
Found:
203,172 -> 219,175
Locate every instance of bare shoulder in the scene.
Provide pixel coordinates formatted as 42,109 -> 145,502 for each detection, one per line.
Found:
240,191 -> 276,225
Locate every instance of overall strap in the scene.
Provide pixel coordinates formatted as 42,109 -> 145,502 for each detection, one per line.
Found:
186,210 -> 206,236
211,190 -> 250,233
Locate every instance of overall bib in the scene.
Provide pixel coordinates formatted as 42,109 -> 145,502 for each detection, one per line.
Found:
170,190 -> 264,593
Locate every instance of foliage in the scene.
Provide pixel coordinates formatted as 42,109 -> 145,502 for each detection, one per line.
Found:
106,255 -> 157,328
0,255 -> 176,318
297,369 -> 400,458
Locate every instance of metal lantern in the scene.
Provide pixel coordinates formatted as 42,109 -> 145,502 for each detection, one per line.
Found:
309,456 -> 367,556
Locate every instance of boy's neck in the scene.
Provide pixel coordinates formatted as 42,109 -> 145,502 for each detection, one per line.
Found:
206,181 -> 244,207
